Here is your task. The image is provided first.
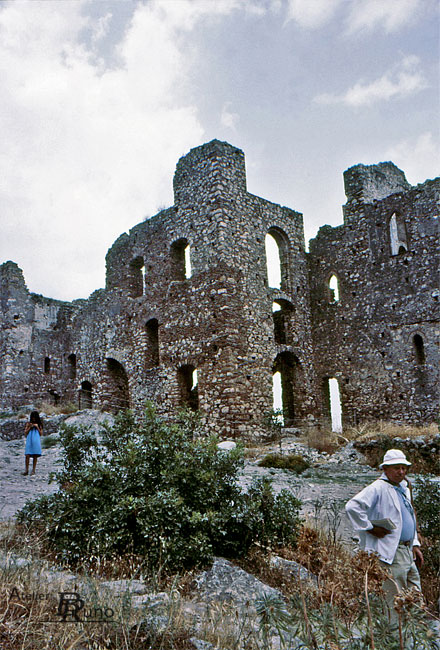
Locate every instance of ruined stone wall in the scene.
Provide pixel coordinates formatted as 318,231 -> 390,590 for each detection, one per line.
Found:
0,142 -> 438,434
308,163 -> 439,427
0,262 -> 82,408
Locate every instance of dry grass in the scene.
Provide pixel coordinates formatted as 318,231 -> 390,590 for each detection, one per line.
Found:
345,420 -> 438,442
243,420 -> 438,461
0,522 -> 259,650
0,546 -> 191,650
36,401 -> 79,416
1,517 -> 438,649
302,427 -> 340,454
239,527 -> 390,626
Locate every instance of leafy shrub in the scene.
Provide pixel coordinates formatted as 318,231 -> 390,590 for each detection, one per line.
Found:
17,404 -> 302,572
412,475 -> 440,610
258,452 -> 310,474
413,475 -> 440,541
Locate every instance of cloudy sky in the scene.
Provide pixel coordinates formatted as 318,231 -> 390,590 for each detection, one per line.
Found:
1,0 -> 438,301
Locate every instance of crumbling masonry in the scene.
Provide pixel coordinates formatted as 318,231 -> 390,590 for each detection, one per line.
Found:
1,141 -> 438,436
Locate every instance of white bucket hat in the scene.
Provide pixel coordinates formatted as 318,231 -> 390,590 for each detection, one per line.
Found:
379,449 -> 411,468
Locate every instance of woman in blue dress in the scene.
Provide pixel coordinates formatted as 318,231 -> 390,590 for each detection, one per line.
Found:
23,410 -> 43,476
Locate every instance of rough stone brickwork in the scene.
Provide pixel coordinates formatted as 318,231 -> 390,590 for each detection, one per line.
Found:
308,162 -> 439,426
0,141 -> 438,436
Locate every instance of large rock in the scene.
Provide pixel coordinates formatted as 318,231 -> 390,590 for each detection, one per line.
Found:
192,557 -> 282,608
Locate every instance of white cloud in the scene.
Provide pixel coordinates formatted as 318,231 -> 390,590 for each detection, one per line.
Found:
346,0 -> 422,34
220,102 -> 240,130
384,132 -> 440,184
284,0 -> 341,28
314,55 -> 427,107
1,0 -> 257,300
91,12 -> 112,45
283,0 -> 426,32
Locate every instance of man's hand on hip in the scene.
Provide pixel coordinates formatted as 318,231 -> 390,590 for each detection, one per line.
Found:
413,546 -> 424,568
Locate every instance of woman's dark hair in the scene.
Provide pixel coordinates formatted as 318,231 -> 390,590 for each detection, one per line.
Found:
29,410 -> 43,428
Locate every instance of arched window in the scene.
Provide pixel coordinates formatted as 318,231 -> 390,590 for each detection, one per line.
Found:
265,234 -> 281,289
272,300 -> 294,344
44,357 -> 50,374
389,213 -> 408,256
413,334 -> 425,365
265,228 -> 290,292
171,238 -> 191,280
177,365 -> 199,411
103,358 -> 130,413
328,274 -> 340,302
79,381 -> 93,409
128,256 -> 144,297
272,352 -> 303,426
146,318 -> 159,368
67,353 -> 77,380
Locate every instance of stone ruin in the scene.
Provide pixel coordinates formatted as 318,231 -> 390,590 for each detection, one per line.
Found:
0,140 -> 438,437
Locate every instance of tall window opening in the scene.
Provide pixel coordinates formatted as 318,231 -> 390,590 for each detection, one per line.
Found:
265,234 -> 281,289
184,244 -> 192,278
328,275 -> 340,302
128,256 -> 144,297
103,358 -> 130,413
67,353 -> 77,380
272,371 -> 284,425
272,300 -> 294,344
273,352 -> 303,426
177,365 -> 199,411
79,381 -> 93,409
413,334 -> 425,365
146,318 -> 159,368
323,377 -> 342,432
171,238 -> 191,281
265,228 -> 290,291
389,213 -> 408,256
44,357 -> 50,374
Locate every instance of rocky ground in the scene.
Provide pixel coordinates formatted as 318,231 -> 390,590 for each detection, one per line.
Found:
0,411 -> 114,521
1,410 -> 379,546
1,410 -> 438,648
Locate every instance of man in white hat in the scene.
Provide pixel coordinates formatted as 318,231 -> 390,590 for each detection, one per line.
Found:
345,449 -> 423,622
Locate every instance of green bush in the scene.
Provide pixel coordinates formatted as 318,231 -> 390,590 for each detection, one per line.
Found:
258,452 -> 310,474
412,474 -> 440,613
413,475 -> 440,541
18,404 -> 302,571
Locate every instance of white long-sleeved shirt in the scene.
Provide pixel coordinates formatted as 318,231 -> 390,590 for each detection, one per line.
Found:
345,473 -> 420,564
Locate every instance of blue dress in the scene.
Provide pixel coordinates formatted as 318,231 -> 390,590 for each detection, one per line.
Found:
25,426 -> 42,456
